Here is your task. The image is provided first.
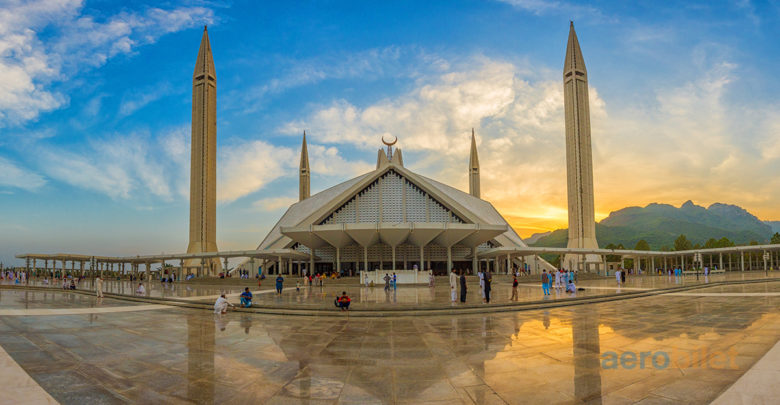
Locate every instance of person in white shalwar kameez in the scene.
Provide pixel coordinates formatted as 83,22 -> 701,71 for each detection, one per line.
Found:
449,270 -> 458,302
95,276 -> 104,298
214,294 -> 234,314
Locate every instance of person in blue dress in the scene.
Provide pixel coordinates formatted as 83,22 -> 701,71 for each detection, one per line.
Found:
240,287 -> 253,307
275,275 -> 284,294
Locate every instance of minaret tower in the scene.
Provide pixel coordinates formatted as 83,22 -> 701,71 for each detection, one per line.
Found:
563,22 -> 599,270
186,26 -> 220,274
469,128 -> 480,198
299,131 -> 310,201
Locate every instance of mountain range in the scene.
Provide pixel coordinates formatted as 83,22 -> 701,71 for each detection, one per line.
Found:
530,201 -> 777,250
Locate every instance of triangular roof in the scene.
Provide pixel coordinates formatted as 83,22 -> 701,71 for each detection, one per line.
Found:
256,161 -> 528,251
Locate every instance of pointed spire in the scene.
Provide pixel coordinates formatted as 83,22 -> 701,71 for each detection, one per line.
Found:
194,25 -> 216,79
469,128 -> 480,198
299,131 -> 310,201
300,131 -> 310,170
563,21 -> 586,77
469,128 -> 479,169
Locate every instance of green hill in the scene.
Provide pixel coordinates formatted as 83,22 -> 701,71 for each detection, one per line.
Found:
531,201 -> 773,249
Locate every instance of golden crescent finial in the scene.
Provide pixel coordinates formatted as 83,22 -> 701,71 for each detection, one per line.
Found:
381,135 -> 397,147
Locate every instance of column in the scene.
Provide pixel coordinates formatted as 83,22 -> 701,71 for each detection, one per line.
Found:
277,256 -> 282,276
763,250 -> 768,272
364,246 -> 369,274
146,261 -> 151,282
741,252 -> 745,272
419,245 -> 424,272
472,247 -> 478,274
651,256 -> 655,274
310,249 -> 315,276
179,259 -> 184,281
602,255 -> 607,276
390,246 -> 395,271
447,246 -> 452,272
223,257 -> 229,275
338,247 -> 343,274
506,254 -> 511,275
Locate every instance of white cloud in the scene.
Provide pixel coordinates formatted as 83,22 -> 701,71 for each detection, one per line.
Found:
0,157 -> 46,191
35,127 -> 189,200
253,196 -> 297,212
218,139 -> 371,203
0,0 -> 213,126
119,82 -> 173,116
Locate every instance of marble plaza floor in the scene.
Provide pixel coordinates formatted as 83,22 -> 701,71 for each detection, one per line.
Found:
0,276 -> 778,404
5,271 -> 778,311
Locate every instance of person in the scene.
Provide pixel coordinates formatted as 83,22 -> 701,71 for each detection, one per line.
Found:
392,273 -> 397,290
511,276 -> 518,301
621,268 -> 626,283
335,291 -> 351,311
69,279 -> 76,290
95,275 -> 104,298
566,279 -> 577,294
478,270 -> 485,302
541,270 -> 550,295
459,270 -> 468,303
296,281 -> 300,292
428,269 -> 434,287
136,283 -> 145,295
240,288 -> 253,308
62,278 -> 68,290
214,293 -> 234,314
484,271 -> 492,303
449,270 -> 458,302
615,268 -> 622,285
384,273 -> 391,292
275,275 -> 284,294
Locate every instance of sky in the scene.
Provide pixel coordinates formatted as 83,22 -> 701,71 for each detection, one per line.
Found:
1,0 -> 779,266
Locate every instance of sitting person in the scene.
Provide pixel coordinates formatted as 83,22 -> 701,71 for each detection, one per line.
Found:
240,288 -> 253,308
214,293 -> 234,314
334,291 -> 351,311
136,283 -> 146,295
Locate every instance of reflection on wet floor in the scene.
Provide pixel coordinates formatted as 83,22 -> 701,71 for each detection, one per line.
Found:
0,286 -> 777,404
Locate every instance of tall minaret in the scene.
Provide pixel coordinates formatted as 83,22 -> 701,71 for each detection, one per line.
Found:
469,128 -> 480,198
563,22 -> 599,270
187,26 -> 220,274
299,131 -> 310,201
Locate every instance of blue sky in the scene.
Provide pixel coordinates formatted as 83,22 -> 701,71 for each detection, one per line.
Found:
1,0 -> 779,266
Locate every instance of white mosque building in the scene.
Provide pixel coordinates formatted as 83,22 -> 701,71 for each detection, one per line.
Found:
240,132 -> 553,282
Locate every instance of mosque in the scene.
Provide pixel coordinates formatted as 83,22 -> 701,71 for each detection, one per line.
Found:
190,23 -> 596,278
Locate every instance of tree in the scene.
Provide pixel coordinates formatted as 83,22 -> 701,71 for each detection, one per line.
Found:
634,240 -> 650,251
772,233 -> 780,244
704,238 -> 718,249
674,234 -> 693,251
716,237 -> 734,248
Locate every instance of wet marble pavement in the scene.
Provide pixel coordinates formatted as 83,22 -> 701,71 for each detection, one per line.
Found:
0,281 -> 778,404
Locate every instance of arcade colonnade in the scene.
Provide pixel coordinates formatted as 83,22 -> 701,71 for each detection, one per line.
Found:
14,243 -> 780,281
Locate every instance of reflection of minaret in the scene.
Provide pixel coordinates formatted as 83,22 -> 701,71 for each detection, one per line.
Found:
563,22 -> 599,270
187,26 -> 221,274
187,314 -> 215,403
469,129 -> 480,198
572,306 -> 603,403
299,131 -> 310,201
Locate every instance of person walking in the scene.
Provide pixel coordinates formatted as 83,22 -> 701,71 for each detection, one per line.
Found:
511,276 -> 518,301
541,270 -> 550,296
484,271 -> 492,303
275,275 -> 284,294
449,270 -> 458,302
459,270 -> 468,303
95,275 -> 104,298
384,273 -> 391,292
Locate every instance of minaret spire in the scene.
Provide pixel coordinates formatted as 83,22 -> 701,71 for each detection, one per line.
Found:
469,128 -> 480,198
186,26 -> 220,274
563,22 -> 599,270
299,131 -> 310,201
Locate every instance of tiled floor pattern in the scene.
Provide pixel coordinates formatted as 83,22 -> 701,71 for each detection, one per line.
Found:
0,283 -> 778,404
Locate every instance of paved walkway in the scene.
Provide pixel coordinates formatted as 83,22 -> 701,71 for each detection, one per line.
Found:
0,279 -> 778,404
